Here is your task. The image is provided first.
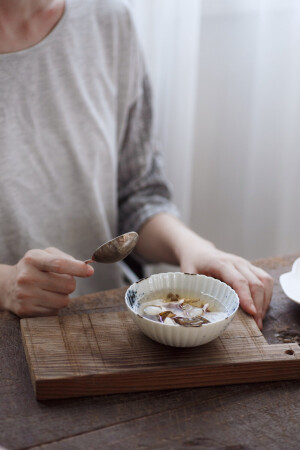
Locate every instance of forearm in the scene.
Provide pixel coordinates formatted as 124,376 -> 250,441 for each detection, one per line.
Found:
135,213 -> 215,265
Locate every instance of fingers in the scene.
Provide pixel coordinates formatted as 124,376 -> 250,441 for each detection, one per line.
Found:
238,263 -> 273,329
16,286 -> 70,310
8,247 -> 95,318
249,265 -> 273,319
17,265 -> 76,294
13,274 -> 72,318
24,249 -> 94,277
14,301 -> 59,318
207,261 -> 257,316
234,264 -> 265,329
44,247 -> 75,260
24,268 -> 77,295
213,259 -> 273,330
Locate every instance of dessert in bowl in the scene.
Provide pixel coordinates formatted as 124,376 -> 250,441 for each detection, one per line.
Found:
125,272 -> 239,347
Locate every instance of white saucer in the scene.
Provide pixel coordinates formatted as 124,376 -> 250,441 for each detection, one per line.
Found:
279,257 -> 300,305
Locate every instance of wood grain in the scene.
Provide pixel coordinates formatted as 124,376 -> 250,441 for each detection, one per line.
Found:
1,254 -> 300,450
21,308 -> 300,400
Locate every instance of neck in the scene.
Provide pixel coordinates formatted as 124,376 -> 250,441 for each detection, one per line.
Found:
0,0 -> 65,53
0,0 -> 55,20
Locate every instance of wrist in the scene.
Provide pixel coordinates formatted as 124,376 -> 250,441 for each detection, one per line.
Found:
174,229 -> 216,264
0,264 -> 15,311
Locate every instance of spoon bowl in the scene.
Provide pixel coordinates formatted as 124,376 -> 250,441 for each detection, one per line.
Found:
85,231 -> 139,264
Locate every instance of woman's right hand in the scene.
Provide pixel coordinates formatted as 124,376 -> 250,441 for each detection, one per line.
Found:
0,247 -> 94,317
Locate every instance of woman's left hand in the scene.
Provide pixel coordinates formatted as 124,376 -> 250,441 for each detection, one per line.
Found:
136,213 -> 274,330
179,246 -> 273,330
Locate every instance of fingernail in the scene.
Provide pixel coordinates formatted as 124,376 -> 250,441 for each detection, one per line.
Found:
87,265 -> 94,276
250,304 -> 257,315
258,318 -> 263,330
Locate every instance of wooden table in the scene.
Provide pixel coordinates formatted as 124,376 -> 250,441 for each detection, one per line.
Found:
1,254 -> 300,450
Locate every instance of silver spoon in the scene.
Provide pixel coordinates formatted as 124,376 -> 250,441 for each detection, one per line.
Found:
84,231 -> 139,264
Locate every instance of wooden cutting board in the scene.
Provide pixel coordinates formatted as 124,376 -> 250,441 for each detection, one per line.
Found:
20,308 -> 300,400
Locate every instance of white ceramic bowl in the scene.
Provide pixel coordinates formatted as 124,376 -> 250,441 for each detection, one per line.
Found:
280,257 -> 300,305
125,272 -> 239,347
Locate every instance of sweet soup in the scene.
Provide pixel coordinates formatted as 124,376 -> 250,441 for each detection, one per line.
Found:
138,292 -> 227,327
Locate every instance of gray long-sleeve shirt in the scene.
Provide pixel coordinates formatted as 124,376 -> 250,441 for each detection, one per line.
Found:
0,0 -> 178,295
